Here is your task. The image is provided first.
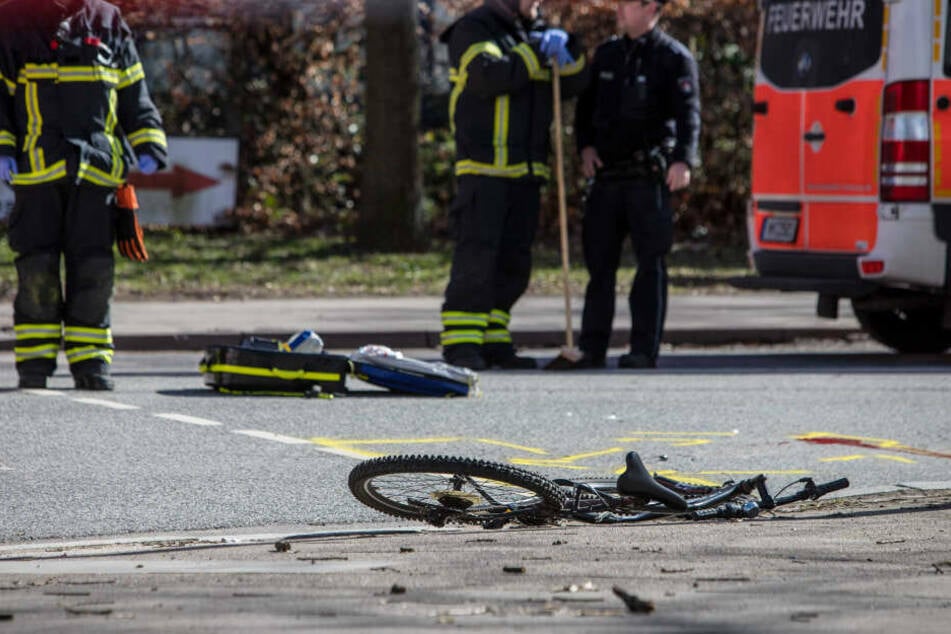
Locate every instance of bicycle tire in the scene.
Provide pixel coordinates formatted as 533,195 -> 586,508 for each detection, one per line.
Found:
348,455 -> 567,525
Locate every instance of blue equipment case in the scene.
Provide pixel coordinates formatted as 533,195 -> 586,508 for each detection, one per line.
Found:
349,346 -> 479,397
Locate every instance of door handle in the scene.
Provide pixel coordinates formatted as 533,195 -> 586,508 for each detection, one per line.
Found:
803,131 -> 826,142
834,98 -> 856,114
753,100 -> 768,115
938,96 -> 950,111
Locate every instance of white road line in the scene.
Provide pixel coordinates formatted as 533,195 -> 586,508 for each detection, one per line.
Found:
231,430 -> 368,459
71,398 -> 140,411
154,413 -> 224,427
22,389 -> 67,397
232,430 -> 313,445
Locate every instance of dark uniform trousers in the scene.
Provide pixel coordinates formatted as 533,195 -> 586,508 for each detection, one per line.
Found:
8,182 -> 116,379
441,175 -> 540,362
579,176 -> 672,362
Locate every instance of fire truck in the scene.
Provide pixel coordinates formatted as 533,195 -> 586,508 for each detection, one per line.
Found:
734,0 -> 951,353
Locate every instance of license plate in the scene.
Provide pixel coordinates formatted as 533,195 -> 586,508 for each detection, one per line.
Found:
760,216 -> 799,243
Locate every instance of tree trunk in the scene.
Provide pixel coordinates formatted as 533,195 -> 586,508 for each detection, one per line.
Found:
358,0 -> 422,251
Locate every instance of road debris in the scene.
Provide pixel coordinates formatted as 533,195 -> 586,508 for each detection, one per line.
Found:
611,586 -> 655,613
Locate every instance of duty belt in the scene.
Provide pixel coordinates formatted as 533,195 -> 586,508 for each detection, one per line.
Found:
596,149 -> 667,182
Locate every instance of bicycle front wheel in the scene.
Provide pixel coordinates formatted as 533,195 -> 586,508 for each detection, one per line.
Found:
348,455 -> 566,526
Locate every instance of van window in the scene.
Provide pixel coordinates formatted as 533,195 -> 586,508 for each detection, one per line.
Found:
944,1 -> 951,77
759,0 -> 884,88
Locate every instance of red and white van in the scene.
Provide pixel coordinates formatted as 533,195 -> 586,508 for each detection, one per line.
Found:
737,0 -> 951,353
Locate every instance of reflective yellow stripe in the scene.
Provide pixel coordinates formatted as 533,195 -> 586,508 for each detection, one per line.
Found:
489,309 -> 511,327
57,67 -> 119,85
560,53 -> 586,77
15,323 -> 62,338
0,71 -> 13,95
441,311 -> 489,328
64,327 -> 114,346
18,65 -> 57,81
24,81 -> 42,172
511,42 -> 542,79
14,344 -> 60,362
455,160 -> 551,180
200,363 -> 341,383
128,128 -> 167,148
77,162 -> 124,187
0,130 -> 14,147
494,95 -> 509,167
440,330 -> 485,347
66,346 -> 114,365
449,41 -> 505,136
10,160 -> 67,185
118,63 -> 145,89
484,329 -> 512,344
18,64 -> 119,85
105,89 -> 123,180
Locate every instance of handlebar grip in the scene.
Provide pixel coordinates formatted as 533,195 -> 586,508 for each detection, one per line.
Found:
689,500 -> 760,521
813,478 -> 849,499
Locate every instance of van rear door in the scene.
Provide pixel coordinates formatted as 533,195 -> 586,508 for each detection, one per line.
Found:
752,0 -> 885,269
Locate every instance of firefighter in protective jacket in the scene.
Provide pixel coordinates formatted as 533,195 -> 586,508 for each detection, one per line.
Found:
0,0 -> 168,390
439,0 -> 588,370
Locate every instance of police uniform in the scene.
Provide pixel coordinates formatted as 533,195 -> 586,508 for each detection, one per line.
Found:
439,0 -> 587,370
0,0 -> 168,388
574,27 -> 700,367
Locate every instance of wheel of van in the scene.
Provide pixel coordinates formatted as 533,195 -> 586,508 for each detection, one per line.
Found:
851,302 -> 951,354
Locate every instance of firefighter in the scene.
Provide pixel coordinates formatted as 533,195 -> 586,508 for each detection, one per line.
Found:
439,0 -> 588,370
0,0 -> 168,390
567,0 -> 700,369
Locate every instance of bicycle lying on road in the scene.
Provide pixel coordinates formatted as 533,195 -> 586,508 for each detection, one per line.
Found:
348,451 -> 850,528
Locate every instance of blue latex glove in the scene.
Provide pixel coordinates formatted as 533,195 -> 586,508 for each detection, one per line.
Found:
532,29 -> 574,67
137,154 -> 158,175
0,156 -> 16,183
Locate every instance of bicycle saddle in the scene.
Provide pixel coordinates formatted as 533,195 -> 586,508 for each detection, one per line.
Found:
616,451 -> 688,511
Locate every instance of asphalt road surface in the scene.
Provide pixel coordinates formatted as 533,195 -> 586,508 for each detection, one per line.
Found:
2,343 -> 949,541
1,343 -> 950,633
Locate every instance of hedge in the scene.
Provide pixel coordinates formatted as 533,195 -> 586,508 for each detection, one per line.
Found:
110,0 -> 759,246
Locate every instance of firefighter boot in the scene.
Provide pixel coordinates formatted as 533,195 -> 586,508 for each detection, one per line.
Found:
443,344 -> 487,371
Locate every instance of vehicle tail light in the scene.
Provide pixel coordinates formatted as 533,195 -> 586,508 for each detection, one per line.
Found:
859,259 -> 885,276
881,80 -> 930,202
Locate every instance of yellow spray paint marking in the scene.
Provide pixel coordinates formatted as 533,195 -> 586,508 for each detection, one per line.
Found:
511,447 -> 625,470
653,471 -> 720,487
819,455 -> 867,463
616,431 -> 738,447
820,454 -> 916,464
473,439 -> 549,455
309,436 -> 549,459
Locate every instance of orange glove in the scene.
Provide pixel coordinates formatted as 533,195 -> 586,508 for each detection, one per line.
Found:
115,183 -> 149,262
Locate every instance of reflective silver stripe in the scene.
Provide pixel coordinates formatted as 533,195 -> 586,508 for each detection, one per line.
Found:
488,309 -> 511,327
15,323 -> 62,338
14,344 -> 59,362
441,311 -> 489,328
484,329 -> 512,344
440,330 -> 485,346
64,327 -> 113,346
66,346 -> 114,365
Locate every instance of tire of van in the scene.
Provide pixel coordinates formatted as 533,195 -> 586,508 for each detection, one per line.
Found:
851,302 -> 951,354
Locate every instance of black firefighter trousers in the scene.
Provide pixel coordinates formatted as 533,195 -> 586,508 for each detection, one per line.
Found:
441,175 -> 540,362
579,177 -> 673,362
7,182 -> 116,379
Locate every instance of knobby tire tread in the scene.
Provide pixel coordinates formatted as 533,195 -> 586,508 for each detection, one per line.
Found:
348,454 -> 566,524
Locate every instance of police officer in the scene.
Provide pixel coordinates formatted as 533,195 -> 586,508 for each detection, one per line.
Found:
568,0 -> 699,369
438,0 -> 588,370
0,0 -> 168,390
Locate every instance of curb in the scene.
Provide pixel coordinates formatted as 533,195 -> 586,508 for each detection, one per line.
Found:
0,327 -> 866,353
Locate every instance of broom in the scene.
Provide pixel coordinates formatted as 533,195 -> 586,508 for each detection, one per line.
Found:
544,60 -> 584,369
